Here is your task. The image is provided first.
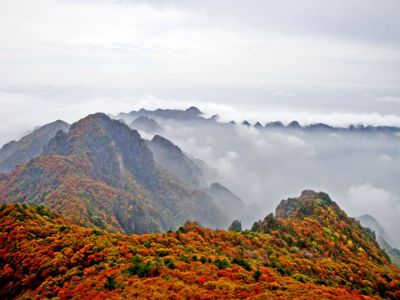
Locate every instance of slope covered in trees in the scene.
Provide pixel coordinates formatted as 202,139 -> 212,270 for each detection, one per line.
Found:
0,113 -> 226,234
1,191 -> 399,299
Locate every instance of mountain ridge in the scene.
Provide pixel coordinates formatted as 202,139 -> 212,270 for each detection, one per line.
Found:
0,113 -> 227,234
0,120 -> 70,173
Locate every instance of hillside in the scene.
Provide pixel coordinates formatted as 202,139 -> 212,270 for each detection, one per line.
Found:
148,135 -> 207,189
359,214 -> 400,267
0,113 -> 227,234
0,191 -> 399,299
0,120 -> 69,173
205,182 -> 258,225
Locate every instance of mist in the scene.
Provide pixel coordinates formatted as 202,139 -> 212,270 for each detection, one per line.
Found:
126,117 -> 400,247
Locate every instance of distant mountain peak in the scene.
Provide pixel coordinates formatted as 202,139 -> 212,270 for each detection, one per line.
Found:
287,120 -> 302,128
185,106 -> 203,115
131,116 -> 162,133
0,119 -> 70,173
254,121 -> 263,128
265,121 -> 284,128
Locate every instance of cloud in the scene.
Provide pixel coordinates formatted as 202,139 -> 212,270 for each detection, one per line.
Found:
132,114 -> 400,236
0,0 -> 399,132
343,184 -> 400,248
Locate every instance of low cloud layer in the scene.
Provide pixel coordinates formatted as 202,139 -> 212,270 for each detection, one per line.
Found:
145,119 -> 400,247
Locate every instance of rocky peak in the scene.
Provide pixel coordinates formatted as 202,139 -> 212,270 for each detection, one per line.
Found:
275,190 -> 334,219
45,113 -> 157,189
185,106 -> 203,115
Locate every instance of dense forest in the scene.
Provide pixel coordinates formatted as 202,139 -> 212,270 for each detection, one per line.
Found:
1,191 -> 399,299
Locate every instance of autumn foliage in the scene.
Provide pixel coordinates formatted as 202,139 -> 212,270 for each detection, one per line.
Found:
1,202 -> 399,299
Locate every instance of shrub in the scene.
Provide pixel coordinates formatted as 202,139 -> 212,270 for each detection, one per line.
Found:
214,258 -> 230,270
104,275 -> 116,290
232,258 -> 252,271
126,256 -> 152,278
253,269 -> 262,282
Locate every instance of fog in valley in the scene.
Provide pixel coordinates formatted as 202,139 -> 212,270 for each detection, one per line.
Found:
122,115 -> 400,247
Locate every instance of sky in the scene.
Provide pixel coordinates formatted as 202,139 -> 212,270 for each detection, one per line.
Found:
1,0 -> 400,144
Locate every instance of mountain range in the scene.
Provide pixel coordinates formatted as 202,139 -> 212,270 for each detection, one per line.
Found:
116,107 -> 400,135
0,108 -> 399,298
0,113 -> 227,234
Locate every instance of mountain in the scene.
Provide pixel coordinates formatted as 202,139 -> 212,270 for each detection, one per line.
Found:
0,120 -> 69,173
117,106 -> 204,123
148,135 -> 207,189
265,121 -> 285,129
261,120 -> 400,134
0,113 -> 227,234
358,214 -> 400,267
205,182 -> 258,225
117,107 -> 400,136
1,191 -> 399,299
130,116 -> 163,134
287,120 -> 302,129
147,136 -> 257,224
251,190 -> 400,297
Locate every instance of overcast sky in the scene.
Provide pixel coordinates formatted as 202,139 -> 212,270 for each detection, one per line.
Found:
1,0 -> 400,145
